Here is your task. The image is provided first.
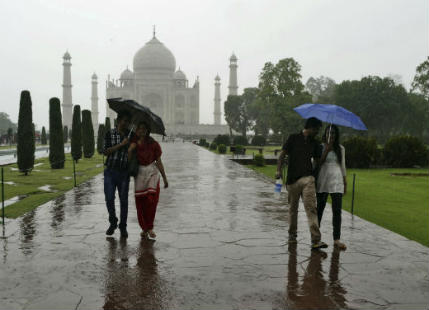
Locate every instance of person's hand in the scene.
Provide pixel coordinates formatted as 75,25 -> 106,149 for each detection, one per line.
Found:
275,171 -> 282,179
163,179 -> 169,188
343,182 -> 347,195
325,139 -> 334,152
120,138 -> 129,147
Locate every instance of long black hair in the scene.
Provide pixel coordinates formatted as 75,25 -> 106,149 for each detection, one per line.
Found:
322,124 -> 342,163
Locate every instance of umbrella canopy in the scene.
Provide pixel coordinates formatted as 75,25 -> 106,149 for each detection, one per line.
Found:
107,98 -> 166,136
293,103 -> 367,131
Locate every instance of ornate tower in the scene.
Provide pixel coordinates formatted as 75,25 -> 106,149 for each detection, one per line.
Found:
228,53 -> 238,96
62,51 -> 73,129
214,75 -> 221,125
91,73 -> 99,134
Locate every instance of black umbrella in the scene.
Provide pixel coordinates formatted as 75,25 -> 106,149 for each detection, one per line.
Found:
107,98 -> 166,136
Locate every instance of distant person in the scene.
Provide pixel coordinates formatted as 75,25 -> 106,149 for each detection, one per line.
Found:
103,110 -> 133,238
128,121 -> 168,240
316,125 -> 347,250
276,117 -> 328,250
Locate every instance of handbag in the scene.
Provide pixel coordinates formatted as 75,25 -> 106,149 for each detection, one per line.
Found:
128,149 -> 139,177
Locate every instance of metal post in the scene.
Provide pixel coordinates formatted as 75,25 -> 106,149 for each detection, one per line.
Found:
73,159 -> 76,187
351,173 -> 356,215
2,167 -> 4,225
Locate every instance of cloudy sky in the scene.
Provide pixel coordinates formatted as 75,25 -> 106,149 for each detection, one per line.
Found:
0,0 -> 427,130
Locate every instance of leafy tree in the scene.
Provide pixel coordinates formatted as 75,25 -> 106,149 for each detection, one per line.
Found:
105,117 -> 111,133
224,95 -> 249,137
17,90 -> 35,175
97,124 -> 105,154
411,57 -> 429,100
0,112 -> 17,136
305,76 -> 336,103
7,127 -> 13,145
81,110 -> 95,158
41,126 -> 47,145
63,126 -> 68,143
257,58 -> 311,139
71,105 -> 82,162
49,98 -> 65,169
334,76 -> 408,142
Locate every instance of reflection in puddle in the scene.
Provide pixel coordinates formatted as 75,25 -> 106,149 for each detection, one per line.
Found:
38,185 -> 57,192
19,210 -> 37,256
2,195 -> 28,208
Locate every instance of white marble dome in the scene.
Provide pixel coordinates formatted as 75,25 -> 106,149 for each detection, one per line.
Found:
120,67 -> 134,80
174,68 -> 187,80
133,36 -> 176,72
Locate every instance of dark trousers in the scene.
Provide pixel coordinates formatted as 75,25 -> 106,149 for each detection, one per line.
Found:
104,168 -> 130,228
316,192 -> 343,240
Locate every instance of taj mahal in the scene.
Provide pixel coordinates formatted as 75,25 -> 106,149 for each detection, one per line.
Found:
61,30 -> 238,136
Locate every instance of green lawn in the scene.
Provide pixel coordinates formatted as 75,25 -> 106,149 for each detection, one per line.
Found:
248,164 -> 429,247
1,153 -> 104,219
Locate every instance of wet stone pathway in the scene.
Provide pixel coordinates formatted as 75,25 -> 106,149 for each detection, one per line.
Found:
0,143 -> 428,310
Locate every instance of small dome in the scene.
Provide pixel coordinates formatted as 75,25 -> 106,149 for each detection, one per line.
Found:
133,36 -> 176,72
92,72 -> 97,79
174,68 -> 187,80
230,53 -> 237,61
63,51 -> 71,59
215,74 -> 220,81
120,67 -> 134,80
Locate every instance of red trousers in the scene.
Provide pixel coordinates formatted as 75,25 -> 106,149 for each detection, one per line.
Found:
135,182 -> 160,231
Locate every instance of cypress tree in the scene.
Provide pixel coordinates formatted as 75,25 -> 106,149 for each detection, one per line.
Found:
17,90 -> 35,175
105,117 -> 111,133
41,126 -> 47,145
97,124 -> 105,154
71,105 -> 82,162
63,125 -> 68,143
81,110 -> 95,158
49,98 -> 65,169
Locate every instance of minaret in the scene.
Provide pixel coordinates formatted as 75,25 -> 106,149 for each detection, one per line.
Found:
228,53 -> 238,96
214,75 -> 221,125
62,51 -> 73,129
91,73 -> 99,134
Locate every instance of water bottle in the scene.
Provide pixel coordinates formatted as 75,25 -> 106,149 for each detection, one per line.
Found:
274,178 -> 282,197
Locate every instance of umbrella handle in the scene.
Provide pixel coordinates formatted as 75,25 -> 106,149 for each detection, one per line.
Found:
128,124 -> 135,139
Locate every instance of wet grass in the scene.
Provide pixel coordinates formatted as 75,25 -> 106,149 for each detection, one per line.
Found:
1,153 -> 104,219
248,164 -> 429,247
202,144 -> 282,156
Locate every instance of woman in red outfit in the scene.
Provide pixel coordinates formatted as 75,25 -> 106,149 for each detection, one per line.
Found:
128,121 -> 168,239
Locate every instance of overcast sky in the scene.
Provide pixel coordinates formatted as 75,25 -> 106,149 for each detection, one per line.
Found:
0,0 -> 427,130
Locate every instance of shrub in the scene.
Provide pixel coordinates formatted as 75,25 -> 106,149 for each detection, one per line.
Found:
342,136 -> 378,168
41,126 -> 47,145
209,142 -> 217,150
63,126 -> 68,143
218,144 -> 227,154
383,135 -> 428,168
71,105 -> 82,162
214,134 -> 230,146
233,145 -> 245,155
233,135 -> 248,146
97,124 -> 105,154
251,135 -> 266,146
199,138 -> 207,147
254,153 -> 265,166
49,97 -> 65,169
17,90 -> 35,175
82,110 -> 95,158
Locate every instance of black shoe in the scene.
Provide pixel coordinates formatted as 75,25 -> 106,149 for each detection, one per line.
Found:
106,223 -> 118,236
120,227 -> 128,238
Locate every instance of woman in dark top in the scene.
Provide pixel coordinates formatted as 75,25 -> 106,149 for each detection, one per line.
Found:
128,121 -> 168,239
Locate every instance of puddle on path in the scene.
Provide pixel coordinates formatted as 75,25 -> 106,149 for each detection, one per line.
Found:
38,185 -> 57,192
2,195 -> 28,207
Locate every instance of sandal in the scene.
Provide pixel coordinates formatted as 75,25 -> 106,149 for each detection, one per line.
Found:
140,231 -> 148,239
334,240 -> 347,250
148,230 -> 156,239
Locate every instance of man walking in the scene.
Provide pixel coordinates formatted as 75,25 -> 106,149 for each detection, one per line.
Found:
103,110 -> 132,238
276,117 -> 327,250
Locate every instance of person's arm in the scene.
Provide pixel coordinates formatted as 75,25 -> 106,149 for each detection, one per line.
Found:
341,146 -> 347,195
155,157 -> 168,188
276,150 -> 286,179
128,142 -> 137,161
319,142 -> 333,166
104,137 -> 129,156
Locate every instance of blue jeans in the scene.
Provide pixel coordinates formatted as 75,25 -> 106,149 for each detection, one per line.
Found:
104,168 -> 130,228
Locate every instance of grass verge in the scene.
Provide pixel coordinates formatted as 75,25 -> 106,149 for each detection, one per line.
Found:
1,153 -> 104,219
248,164 -> 429,247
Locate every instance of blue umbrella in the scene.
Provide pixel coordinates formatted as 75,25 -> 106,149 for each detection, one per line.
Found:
293,103 -> 367,131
